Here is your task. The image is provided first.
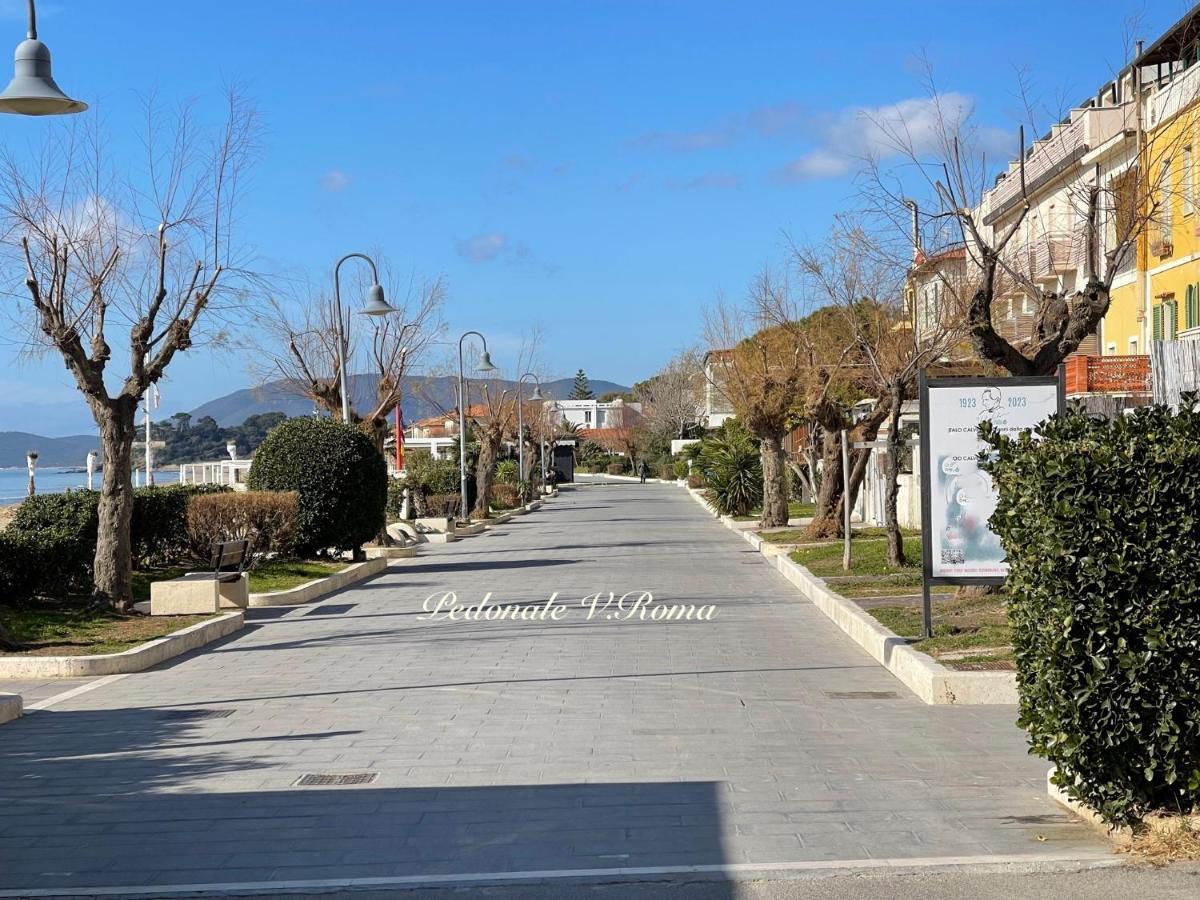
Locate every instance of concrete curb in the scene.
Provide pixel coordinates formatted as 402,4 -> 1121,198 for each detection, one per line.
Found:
0,611 -> 244,679
248,558 -> 388,607
364,545 -> 419,560
0,692 -> 20,725
681,484 -> 1017,705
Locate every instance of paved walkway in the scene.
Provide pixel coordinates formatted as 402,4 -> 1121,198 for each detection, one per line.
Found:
0,482 -> 1108,895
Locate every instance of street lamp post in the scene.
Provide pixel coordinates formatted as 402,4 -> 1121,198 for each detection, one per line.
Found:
516,373 -> 543,500
0,0 -> 86,115
457,331 -> 497,520
332,253 -> 396,422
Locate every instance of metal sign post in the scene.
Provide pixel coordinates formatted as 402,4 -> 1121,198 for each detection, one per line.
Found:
917,368 -> 1065,639
841,429 -> 851,571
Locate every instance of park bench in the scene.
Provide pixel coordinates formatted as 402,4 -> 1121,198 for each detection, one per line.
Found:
149,540 -> 251,615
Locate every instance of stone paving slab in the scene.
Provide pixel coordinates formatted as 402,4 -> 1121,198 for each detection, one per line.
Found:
0,482 -> 1107,894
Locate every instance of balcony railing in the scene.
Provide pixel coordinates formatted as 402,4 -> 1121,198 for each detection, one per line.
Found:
1064,354 -> 1150,395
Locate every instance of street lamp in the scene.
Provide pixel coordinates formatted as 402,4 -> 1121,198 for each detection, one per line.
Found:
457,331 -> 496,520
516,373 -> 543,500
332,252 -> 395,422
0,0 -> 86,115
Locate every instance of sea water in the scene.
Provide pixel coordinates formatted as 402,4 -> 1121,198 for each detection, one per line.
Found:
0,467 -> 179,506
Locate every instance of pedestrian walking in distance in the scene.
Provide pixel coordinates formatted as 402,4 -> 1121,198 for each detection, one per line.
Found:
638,459 -> 649,484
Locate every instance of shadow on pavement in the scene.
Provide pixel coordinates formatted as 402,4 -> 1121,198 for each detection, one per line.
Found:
0,706 -> 735,894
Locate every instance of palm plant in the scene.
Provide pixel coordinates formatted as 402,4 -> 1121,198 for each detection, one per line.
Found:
697,424 -> 763,516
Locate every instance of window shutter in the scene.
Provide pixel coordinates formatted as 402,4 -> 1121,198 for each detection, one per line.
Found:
1168,300 -> 1179,339
1189,284 -> 1200,330
1153,304 -> 1164,340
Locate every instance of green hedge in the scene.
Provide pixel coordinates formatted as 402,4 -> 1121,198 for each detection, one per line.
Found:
981,398 -> 1200,826
133,484 -> 227,566
0,526 -> 90,602
248,417 -> 387,555
1,484 -> 229,604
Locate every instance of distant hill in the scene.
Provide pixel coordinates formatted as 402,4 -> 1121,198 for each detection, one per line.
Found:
1,375 -> 633,466
187,375 -> 633,427
0,432 -> 100,468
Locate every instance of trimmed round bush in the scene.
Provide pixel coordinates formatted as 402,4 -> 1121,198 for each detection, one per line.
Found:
247,418 -> 387,555
981,398 -> 1200,826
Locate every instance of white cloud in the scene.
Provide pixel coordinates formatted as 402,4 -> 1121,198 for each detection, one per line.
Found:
320,170 -> 351,192
456,232 -> 509,263
775,93 -> 998,183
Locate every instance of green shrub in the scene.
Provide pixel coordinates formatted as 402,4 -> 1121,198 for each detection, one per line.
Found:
5,490 -> 98,597
0,527 -> 89,603
695,424 -> 762,516
132,484 -> 228,567
495,460 -> 519,485
405,450 -> 460,494
185,491 -> 299,565
8,489 -> 99,541
981,398 -> 1200,826
247,418 -> 388,555
672,458 -> 690,480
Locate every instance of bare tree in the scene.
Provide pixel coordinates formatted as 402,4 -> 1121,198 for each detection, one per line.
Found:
635,348 -> 704,442
797,224 -> 961,563
0,93 -> 260,610
704,271 -> 826,528
469,382 -> 516,519
260,266 -> 445,450
864,64 -> 1200,375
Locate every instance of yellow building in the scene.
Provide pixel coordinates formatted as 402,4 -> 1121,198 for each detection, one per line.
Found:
1140,10 -> 1200,347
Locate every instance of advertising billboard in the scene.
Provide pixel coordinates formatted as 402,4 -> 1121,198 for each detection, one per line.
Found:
919,372 -> 1064,585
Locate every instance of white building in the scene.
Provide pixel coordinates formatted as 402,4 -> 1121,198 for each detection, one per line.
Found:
544,398 -> 641,430
701,350 -> 736,428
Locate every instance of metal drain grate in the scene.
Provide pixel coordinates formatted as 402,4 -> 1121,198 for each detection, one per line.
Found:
159,708 -> 236,720
824,691 -> 900,700
293,772 -> 379,787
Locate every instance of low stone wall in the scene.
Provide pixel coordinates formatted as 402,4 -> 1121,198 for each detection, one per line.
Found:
0,612 -> 244,679
681,485 -> 1017,705
247,558 -> 387,607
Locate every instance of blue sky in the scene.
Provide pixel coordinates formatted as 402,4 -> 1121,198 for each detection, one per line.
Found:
0,0 -> 1186,435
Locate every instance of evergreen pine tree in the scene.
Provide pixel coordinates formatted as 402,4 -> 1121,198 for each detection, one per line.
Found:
569,369 -> 594,400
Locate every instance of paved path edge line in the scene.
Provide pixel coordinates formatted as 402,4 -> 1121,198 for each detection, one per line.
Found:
0,851 -> 1125,897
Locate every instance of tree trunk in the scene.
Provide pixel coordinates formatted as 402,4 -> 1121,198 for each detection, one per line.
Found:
883,382 -> 906,568
472,436 -> 498,519
807,428 -> 844,538
760,432 -> 789,528
93,401 -> 137,611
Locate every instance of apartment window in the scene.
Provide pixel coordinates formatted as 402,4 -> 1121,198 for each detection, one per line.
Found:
584,409 -> 592,425
1154,297 -> 1179,341
1005,298 -> 1015,320
1187,283 -> 1200,330
1185,147 -> 1196,216
1129,336 -> 1139,354
1107,342 -> 1117,355
1022,296 -> 1035,316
